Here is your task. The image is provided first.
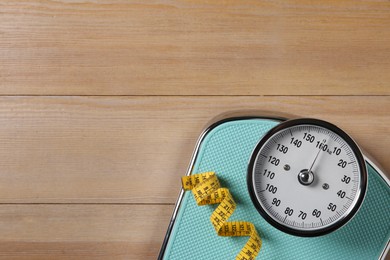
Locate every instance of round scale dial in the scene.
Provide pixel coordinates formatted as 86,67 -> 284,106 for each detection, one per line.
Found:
247,118 -> 367,236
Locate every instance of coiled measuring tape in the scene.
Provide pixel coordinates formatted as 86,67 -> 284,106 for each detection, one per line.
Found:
181,172 -> 262,260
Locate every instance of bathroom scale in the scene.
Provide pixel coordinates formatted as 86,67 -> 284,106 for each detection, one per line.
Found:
158,113 -> 390,259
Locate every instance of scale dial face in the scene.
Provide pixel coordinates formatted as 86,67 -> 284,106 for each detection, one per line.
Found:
247,118 -> 367,237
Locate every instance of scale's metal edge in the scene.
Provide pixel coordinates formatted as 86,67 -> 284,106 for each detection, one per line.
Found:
157,113 -> 390,260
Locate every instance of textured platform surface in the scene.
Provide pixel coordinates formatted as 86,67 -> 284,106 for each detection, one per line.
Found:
164,119 -> 390,259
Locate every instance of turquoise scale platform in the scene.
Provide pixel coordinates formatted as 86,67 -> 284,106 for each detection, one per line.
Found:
162,118 -> 390,259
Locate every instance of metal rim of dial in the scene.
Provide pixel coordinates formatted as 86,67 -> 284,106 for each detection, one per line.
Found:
247,118 -> 368,237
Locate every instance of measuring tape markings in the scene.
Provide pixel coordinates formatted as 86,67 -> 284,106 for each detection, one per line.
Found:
181,172 -> 262,260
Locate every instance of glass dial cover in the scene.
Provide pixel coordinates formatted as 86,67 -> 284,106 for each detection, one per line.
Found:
247,118 -> 367,237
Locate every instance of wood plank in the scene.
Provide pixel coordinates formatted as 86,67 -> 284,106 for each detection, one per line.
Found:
0,96 -> 387,204
1,1 -> 390,95
0,204 -> 173,259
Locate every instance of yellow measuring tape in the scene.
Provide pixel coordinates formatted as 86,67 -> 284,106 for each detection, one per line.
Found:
182,172 -> 262,260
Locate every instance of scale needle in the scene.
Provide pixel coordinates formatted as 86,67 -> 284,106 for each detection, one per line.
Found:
308,139 -> 327,173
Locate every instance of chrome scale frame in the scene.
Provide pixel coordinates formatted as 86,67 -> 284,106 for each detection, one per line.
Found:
157,112 -> 390,260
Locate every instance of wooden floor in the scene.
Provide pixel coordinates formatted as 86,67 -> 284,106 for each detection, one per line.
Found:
0,1 -> 389,259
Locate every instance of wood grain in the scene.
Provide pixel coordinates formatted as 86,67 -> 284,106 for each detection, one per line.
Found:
1,0 -> 390,95
1,1 -> 389,258
0,96 -> 387,204
0,204 -> 173,259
